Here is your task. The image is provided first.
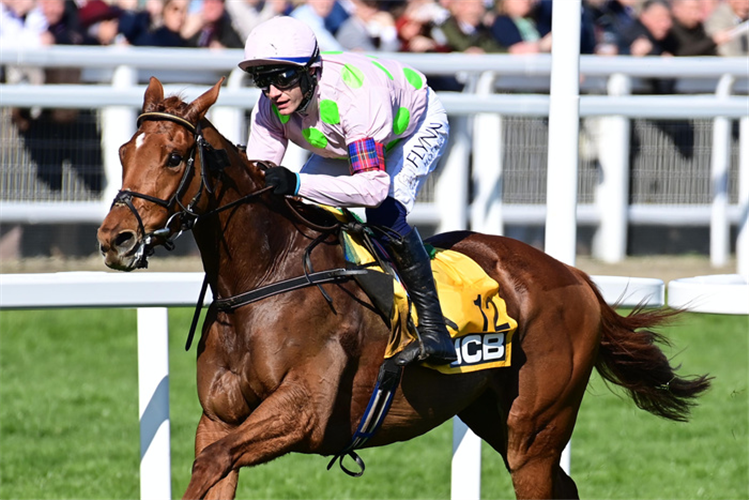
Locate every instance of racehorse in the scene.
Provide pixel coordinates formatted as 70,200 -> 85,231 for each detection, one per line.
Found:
97,78 -> 711,499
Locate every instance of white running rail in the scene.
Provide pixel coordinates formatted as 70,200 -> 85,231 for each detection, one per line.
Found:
0,271 -> 665,499
668,274 -> 749,315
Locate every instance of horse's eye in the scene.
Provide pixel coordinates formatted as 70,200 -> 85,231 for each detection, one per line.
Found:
166,152 -> 183,167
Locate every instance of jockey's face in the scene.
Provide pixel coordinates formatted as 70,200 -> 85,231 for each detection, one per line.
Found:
264,80 -> 305,115
253,65 -> 309,115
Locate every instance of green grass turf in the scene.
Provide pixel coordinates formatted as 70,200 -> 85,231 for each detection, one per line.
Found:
1,309 -> 746,499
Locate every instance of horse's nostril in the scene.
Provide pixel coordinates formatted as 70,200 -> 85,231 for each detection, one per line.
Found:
114,231 -> 136,251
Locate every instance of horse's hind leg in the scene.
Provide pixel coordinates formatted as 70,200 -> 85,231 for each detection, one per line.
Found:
458,389 -> 580,499
505,403 -> 581,499
503,339 -> 596,500
504,326 -> 596,497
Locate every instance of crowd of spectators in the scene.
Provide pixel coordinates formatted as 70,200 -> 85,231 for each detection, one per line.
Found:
0,0 -> 745,244
2,0 -> 746,56
2,0 -> 746,191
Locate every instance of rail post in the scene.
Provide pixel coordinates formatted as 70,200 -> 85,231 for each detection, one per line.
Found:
137,307 -> 172,500
710,74 -> 735,268
737,116 -> 749,282
544,0 -> 581,475
544,0 -> 581,267
102,65 -> 137,204
451,417 -> 481,500
210,68 -> 247,145
593,73 -> 632,263
436,76 -> 475,233
471,71 -> 503,235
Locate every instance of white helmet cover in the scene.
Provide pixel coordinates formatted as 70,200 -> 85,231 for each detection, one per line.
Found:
238,16 -> 321,72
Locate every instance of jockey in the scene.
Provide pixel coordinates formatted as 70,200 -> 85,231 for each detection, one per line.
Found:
238,15 -> 457,367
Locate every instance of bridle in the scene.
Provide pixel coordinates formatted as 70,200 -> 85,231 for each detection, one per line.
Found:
112,111 -> 271,268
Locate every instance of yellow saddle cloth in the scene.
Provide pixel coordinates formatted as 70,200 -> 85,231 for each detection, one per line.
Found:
339,225 -> 518,375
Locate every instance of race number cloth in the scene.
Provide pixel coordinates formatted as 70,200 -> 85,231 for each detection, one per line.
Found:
337,219 -> 518,375
422,248 -> 517,374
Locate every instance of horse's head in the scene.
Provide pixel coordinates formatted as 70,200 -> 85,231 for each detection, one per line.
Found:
97,77 -> 224,271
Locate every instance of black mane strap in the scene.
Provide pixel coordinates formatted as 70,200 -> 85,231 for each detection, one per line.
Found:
214,268 -> 369,312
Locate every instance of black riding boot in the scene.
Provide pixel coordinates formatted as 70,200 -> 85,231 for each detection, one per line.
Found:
386,228 -> 458,366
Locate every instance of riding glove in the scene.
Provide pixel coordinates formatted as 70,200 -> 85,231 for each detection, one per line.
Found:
264,166 -> 300,196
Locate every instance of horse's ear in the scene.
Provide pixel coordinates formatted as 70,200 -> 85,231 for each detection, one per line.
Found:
143,77 -> 164,112
186,77 -> 225,124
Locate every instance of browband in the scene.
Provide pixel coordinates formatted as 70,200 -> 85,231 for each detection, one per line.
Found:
137,112 -> 197,133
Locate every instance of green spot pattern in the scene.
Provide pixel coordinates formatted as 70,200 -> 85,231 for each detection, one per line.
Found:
342,64 -> 365,89
403,68 -> 423,90
303,128 -> 328,149
393,107 -> 410,135
319,100 -> 340,125
370,60 -> 393,80
272,104 -> 290,124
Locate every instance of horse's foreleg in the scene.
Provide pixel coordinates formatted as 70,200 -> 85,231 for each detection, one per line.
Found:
190,414 -> 239,500
183,386 -> 313,500
204,470 -> 238,500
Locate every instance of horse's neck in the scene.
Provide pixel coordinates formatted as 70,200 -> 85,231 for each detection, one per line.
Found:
192,152 -> 312,299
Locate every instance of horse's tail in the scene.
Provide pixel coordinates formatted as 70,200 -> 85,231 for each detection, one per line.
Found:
583,274 -> 712,422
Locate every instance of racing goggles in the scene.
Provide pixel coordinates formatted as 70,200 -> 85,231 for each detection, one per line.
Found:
251,66 -> 305,92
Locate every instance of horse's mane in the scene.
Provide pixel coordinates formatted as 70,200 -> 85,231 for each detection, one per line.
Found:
156,94 -> 190,114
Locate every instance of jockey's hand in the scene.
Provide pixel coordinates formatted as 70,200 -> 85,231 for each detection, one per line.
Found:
264,166 -> 299,196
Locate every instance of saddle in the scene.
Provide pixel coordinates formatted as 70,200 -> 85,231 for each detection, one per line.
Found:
330,207 -> 518,374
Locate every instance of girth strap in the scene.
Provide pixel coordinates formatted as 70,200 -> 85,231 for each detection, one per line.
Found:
214,268 -> 369,312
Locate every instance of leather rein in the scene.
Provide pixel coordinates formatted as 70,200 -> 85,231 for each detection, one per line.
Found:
115,111 -> 362,351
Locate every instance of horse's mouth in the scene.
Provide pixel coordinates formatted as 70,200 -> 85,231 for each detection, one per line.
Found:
101,236 -> 155,272
99,220 -> 181,272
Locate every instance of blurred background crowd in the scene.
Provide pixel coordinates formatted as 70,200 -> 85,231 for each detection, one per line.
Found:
2,0 -> 746,198
1,0 -> 747,57
1,0 -> 746,258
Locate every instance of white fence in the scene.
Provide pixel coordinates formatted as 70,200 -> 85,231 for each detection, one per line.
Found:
0,271 -> 673,499
1,47 -> 747,273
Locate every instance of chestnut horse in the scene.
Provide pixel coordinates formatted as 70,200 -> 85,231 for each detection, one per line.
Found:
97,78 -> 710,499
